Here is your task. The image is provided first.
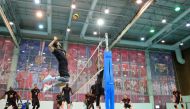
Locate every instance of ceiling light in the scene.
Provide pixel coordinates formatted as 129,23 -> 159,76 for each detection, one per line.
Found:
71,4 -> 76,9
140,37 -> 145,41
186,23 -> 190,27
136,0 -> 142,4
97,18 -> 104,26
34,0 -> 40,4
36,10 -> 43,18
180,42 -> 183,46
9,21 -> 14,26
104,8 -> 109,14
162,19 -> 167,24
38,24 -> 44,29
175,6 -> 181,12
93,31 -> 97,35
150,29 -> 155,33
161,40 -> 165,43
67,28 -> 71,32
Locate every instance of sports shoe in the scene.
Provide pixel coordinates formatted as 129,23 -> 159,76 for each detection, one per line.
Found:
43,84 -> 52,92
57,76 -> 69,82
43,75 -> 55,83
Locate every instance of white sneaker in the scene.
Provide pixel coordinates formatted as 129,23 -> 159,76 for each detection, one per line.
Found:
43,75 -> 55,83
43,84 -> 52,92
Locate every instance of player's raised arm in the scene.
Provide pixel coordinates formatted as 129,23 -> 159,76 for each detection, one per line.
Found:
48,36 -> 58,52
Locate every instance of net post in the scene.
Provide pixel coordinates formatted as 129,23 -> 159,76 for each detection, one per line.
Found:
105,33 -> 109,51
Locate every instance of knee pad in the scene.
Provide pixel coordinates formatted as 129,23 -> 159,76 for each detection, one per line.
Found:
174,105 -> 177,108
181,104 -> 184,108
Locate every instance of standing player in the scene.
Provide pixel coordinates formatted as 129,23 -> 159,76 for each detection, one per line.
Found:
84,93 -> 96,109
90,81 -> 104,109
121,95 -> 131,109
44,36 -> 69,83
1,87 -> 20,109
62,83 -> 73,109
56,92 -> 65,109
31,84 -> 40,109
173,88 -> 184,109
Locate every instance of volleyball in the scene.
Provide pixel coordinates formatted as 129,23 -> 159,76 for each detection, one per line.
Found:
72,13 -> 79,21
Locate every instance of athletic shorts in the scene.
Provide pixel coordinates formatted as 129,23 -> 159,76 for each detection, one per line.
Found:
124,103 -> 131,108
32,99 -> 40,106
64,97 -> 70,104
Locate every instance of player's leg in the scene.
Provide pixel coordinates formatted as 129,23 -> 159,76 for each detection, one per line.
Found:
123,104 -> 127,109
174,103 -> 178,109
32,100 -> 36,109
66,98 -> 71,109
96,95 -> 100,109
12,102 -> 18,109
36,100 -> 40,109
4,102 -> 10,109
181,103 -> 184,109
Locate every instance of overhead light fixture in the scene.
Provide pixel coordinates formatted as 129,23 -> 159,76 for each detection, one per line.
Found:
104,8 -> 109,14
93,31 -> 98,35
36,10 -> 43,18
161,19 -> 167,24
180,42 -> 184,46
136,0 -> 142,4
150,29 -> 155,33
67,28 -> 71,32
38,24 -> 44,29
34,0 -> 40,4
9,21 -> 14,26
97,18 -> 104,26
186,23 -> 190,27
71,4 -> 76,9
175,6 -> 181,12
140,37 -> 145,41
161,40 -> 165,43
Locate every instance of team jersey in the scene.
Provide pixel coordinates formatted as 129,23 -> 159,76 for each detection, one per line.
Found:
31,88 -> 40,100
52,49 -> 68,73
62,87 -> 71,98
5,90 -> 18,102
122,98 -> 130,104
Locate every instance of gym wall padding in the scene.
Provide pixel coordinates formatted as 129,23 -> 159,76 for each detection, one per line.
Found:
174,48 -> 190,95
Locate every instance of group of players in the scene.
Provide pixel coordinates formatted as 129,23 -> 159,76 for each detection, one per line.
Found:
0,37 -> 186,109
0,84 -> 40,109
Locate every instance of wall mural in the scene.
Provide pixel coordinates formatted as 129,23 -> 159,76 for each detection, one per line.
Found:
13,39 -> 177,108
150,52 -> 176,109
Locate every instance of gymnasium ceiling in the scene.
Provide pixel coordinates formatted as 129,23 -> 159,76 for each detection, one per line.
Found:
0,0 -> 190,50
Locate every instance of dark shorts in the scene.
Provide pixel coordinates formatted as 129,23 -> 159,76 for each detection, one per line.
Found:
124,103 -> 131,108
32,99 -> 40,107
175,98 -> 182,104
64,97 -> 70,104
5,101 -> 18,109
